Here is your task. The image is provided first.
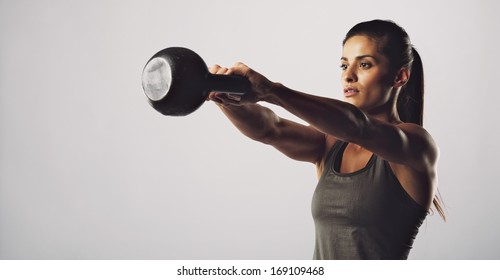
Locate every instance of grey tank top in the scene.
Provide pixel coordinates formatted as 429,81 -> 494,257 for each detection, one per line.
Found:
311,140 -> 428,260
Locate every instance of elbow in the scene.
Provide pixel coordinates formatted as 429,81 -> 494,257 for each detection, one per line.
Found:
254,129 -> 277,145
245,118 -> 281,145
253,119 -> 281,145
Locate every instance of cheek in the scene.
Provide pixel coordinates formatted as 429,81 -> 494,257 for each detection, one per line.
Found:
359,73 -> 392,102
358,72 -> 379,90
360,70 -> 391,89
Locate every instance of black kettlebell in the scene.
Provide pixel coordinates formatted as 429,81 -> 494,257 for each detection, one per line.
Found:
141,47 -> 251,116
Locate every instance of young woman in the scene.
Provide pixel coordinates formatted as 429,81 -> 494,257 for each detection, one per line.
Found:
207,20 -> 444,260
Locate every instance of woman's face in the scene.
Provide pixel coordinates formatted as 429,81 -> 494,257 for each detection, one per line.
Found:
341,35 -> 395,112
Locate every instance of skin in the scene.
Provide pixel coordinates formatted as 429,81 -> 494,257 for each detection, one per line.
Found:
207,35 -> 438,210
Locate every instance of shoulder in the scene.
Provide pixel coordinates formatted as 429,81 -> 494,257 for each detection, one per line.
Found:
396,122 -> 439,172
388,123 -> 439,209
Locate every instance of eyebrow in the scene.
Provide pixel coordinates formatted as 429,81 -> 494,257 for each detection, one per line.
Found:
341,55 -> 378,62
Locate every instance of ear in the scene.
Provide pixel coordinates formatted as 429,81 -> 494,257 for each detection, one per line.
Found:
393,68 -> 410,88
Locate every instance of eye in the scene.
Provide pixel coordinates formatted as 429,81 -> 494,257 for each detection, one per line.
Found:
340,63 -> 348,71
360,62 -> 372,69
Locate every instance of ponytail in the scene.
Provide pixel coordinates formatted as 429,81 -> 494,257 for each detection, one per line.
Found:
397,47 -> 424,126
399,48 -> 446,221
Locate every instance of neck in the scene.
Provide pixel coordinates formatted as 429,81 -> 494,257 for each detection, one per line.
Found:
370,110 -> 401,124
366,89 -> 401,124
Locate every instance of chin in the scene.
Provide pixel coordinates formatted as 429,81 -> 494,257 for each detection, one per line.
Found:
344,98 -> 361,108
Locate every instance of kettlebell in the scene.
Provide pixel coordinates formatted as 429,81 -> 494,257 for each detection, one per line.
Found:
141,47 -> 250,116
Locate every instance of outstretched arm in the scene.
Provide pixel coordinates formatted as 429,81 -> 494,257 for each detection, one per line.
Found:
207,65 -> 326,164
222,63 -> 438,173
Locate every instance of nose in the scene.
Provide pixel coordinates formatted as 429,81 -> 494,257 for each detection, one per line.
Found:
342,65 -> 357,83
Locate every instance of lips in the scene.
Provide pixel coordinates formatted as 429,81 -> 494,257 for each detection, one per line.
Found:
344,87 -> 359,97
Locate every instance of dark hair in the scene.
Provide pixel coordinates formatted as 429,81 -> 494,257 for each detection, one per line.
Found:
343,20 -> 445,221
343,19 -> 424,126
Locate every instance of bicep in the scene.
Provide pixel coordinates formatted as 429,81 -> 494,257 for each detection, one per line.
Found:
261,117 -> 326,164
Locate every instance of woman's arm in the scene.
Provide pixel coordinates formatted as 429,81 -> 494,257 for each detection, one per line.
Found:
213,102 -> 327,163
223,63 -> 438,173
208,65 -> 326,164
265,83 -> 439,172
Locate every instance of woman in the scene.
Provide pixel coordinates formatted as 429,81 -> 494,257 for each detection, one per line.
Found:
207,20 -> 444,260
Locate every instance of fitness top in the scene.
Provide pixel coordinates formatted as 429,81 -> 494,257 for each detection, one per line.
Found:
311,140 -> 428,259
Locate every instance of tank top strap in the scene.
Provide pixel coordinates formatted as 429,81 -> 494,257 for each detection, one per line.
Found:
319,140 -> 345,179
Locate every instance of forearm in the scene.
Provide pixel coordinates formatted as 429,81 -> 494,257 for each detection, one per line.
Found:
263,83 -> 368,143
217,103 -> 280,142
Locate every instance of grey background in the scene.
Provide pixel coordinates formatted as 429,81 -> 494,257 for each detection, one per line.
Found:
1,0 -> 499,259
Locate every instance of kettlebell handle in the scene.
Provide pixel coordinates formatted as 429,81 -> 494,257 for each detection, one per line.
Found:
207,73 -> 249,95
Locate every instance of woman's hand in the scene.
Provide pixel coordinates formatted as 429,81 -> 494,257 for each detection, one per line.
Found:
207,62 -> 275,106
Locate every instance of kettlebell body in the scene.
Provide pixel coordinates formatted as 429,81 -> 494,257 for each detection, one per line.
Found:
141,47 -> 250,116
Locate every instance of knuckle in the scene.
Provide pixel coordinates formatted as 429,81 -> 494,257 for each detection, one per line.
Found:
217,67 -> 228,74
209,64 -> 220,73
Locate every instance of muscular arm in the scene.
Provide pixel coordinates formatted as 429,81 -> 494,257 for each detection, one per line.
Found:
263,83 -> 439,207
209,63 -> 437,171
264,83 -> 439,172
208,64 -> 326,165
213,101 -> 326,164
